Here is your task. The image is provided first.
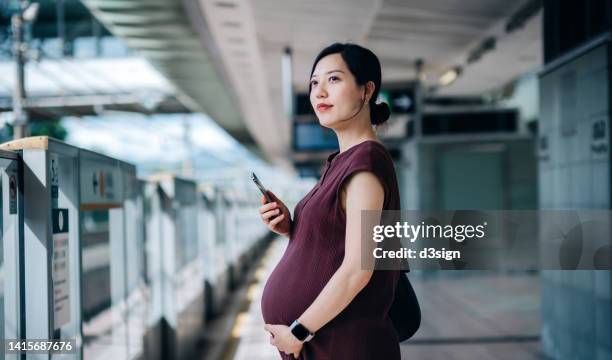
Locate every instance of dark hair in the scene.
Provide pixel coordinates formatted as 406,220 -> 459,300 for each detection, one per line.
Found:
309,42 -> 391,125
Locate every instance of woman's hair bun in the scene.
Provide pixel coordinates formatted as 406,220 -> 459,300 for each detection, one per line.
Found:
371,102 -> 391,125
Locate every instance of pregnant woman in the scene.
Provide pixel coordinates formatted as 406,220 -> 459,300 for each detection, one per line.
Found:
259,42 -> 401,360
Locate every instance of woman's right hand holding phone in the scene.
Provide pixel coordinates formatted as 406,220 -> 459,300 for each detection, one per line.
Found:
259,191 -> 291,238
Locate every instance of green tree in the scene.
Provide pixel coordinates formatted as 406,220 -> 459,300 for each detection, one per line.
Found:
0,119 -> 68,142
30,119 -> 68,141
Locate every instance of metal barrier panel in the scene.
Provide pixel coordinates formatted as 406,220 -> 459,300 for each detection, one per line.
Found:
197,186 -> 227,318
143,181 -> 163,360
214,191 -> 230,292
79,148 -> 128,360
78,146 -> 146,360
122,169 -> 147,360
145,174 -> 204,360
0,137 -> 82,360
0,137 -> 146,360
0,149 -> 22,360
222,191 -> 239,288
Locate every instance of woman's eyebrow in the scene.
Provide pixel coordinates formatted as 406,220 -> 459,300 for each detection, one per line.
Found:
311,69 -> 344,78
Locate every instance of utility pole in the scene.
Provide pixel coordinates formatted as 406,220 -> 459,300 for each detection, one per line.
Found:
282,46 -> 293,121
181,115 -> 194,177
11,2 -> 27,139
11,1 -> 39,139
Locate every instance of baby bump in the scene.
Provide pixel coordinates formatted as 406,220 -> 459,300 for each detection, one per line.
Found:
261,258 -> 311,325
261,247 -> 338,325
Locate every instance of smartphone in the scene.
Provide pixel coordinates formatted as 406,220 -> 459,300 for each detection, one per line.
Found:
251,172 -> 273,203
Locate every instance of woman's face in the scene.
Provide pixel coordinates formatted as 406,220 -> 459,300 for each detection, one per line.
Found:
309,53 -> 365,128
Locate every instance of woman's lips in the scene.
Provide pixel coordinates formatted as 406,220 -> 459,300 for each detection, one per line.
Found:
317,104 -> 333,111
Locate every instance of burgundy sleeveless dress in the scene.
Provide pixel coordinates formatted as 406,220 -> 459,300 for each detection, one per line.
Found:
261,140 -> 401,360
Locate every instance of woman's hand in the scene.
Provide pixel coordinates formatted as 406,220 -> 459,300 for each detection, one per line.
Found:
258,191 -> 291,237
265,324 -> 303,358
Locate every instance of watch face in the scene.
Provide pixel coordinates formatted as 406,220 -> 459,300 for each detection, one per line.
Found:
291,322 -> 310,341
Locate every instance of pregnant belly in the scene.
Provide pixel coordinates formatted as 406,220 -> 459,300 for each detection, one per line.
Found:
261,261 -> 307,325
260,248 -> 337,325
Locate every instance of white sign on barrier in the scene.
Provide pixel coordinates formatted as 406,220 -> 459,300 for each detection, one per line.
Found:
52,208 -> 70,330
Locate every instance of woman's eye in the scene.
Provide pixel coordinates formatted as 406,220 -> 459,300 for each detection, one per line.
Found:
310,80 -> 318,86
329,76 -> 339,82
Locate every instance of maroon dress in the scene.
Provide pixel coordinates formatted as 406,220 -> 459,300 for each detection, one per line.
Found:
261,140 -> 401,360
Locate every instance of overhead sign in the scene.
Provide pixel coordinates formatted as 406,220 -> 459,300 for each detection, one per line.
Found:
293,121 -> 339,151
380,86 -> 417,115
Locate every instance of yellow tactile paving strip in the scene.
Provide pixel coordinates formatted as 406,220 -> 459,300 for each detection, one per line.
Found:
222,238 -> 287,360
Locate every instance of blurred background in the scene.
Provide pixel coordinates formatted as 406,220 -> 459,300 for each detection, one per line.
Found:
0,0 -> 610,359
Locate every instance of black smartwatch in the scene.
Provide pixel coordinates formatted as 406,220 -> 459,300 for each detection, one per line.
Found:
289,320 -> 314,342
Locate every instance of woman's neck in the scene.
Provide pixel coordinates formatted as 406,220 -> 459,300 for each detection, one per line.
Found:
336,127 -> 378,153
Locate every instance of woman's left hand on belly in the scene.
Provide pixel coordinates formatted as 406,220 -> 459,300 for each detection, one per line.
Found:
265,324 -> 303,358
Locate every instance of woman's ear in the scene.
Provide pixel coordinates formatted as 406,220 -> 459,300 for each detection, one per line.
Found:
365,81 -> 376,102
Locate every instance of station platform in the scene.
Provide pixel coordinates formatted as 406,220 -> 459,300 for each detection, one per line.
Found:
199,237 -> 543,360
197,237 -> 285,360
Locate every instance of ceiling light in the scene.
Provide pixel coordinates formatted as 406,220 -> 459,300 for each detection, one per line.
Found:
439,67 -> 462,86
22,2 -> 40,23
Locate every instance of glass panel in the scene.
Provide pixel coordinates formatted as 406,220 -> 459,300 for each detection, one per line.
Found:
81,209 -> 127,359
124,191 -> 147,359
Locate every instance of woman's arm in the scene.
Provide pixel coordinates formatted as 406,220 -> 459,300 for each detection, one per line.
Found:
297,170 -> 384,332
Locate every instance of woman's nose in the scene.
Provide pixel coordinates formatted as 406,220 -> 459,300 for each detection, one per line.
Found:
314,86 -> 327,98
